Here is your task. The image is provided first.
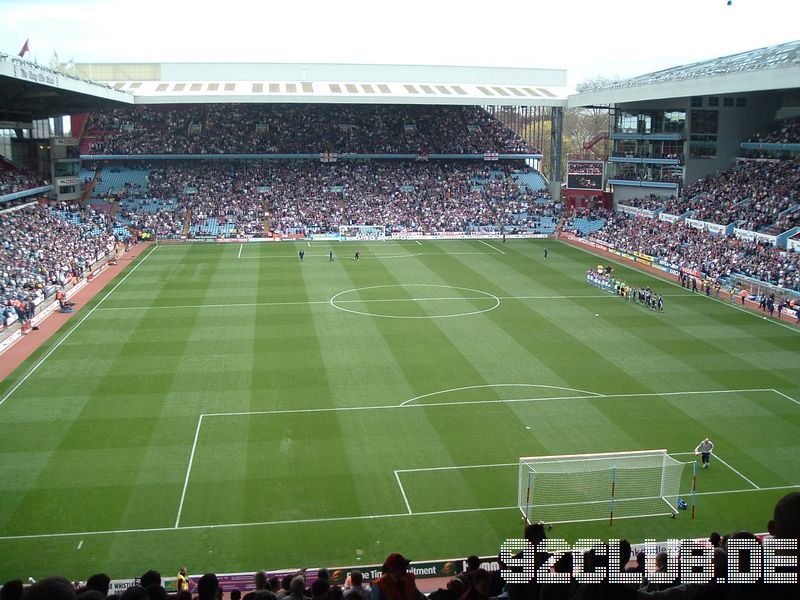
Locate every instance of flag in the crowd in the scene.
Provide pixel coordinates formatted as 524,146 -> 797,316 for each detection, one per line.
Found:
320,152 -> 338,163
18,39 -> 30,57
484,152 -> 499,161
415,154 -> 429,162
50,51 -> 60,68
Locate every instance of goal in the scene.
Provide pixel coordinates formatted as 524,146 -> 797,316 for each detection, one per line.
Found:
339,225 -> 386,241
517,450 -> 692,525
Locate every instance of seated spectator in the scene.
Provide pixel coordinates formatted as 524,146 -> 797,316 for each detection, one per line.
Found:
284,576 -> 309,600
343,571 -> 369,600
85,574 -> 110,598
458,569 -> 490,600
119,587 -> 147,600
196,574 -> 219,600
0,580 -> 24,600
22,577 -> 76,600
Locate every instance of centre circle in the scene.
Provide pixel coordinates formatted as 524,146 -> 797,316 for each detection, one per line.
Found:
329,284 -> 501,319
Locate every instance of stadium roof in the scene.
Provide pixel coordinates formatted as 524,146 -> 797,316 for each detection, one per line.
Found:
568,39 -> 800,107
72,62 -> 569,107
0,53 -> 132,122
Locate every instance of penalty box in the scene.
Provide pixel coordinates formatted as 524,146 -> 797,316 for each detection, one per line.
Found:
176,388 -> 798,527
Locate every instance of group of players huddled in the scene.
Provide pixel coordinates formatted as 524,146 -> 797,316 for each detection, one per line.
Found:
587,266 -> 664,312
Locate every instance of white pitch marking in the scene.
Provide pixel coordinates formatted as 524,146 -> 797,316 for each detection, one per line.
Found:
415,240 -> 422,246
0,244 -> 159,409
237,251 -> 502,259
198,387 -> 775,418
94,294 -> 652,313
714,453 -> 761,489
396,462 -> 517,473
307,242 -> 311,247
394,471 -> 413,514
771,389 -> 800,407
399,383 -> 603,407
77,540 -> 83,549
237,243 -> 243,259
4,483 -> 800,541
477,239 -> 506,254
329,284 -> 501,320
175,415 -> 204,528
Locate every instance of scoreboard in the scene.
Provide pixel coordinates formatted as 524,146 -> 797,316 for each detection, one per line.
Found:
566,160 -> 605,191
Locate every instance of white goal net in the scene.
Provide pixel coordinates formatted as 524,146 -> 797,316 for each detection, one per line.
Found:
339,225 -> 386,241
518,450 -> 690,525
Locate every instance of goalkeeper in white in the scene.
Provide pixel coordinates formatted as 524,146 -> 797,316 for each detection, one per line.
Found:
695,438 -> 714,469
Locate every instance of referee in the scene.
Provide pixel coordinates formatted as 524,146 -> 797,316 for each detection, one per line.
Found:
694,437 -> 714,469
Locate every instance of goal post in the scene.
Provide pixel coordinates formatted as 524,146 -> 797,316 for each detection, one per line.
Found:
518,450 -> 690,526
338,225 -> 386,241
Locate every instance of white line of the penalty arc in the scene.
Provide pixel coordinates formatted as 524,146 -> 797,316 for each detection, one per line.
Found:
197,388 -> 777,418
3,484 -> 800,542
92,293 -> 694,312
0,245 -> 160,409
559,240 -> 800,334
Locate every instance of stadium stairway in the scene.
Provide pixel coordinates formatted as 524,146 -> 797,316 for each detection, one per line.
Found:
182,207 -> 192,237
263,199 -> 271,234
80,168 -> 101,202
480,191 -> 503,230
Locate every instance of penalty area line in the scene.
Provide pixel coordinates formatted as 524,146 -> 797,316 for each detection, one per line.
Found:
771,389 -> 800,407
477,239 -> 506,254
714,453 -> 761,489
174,415 -> 204,528
394,471 -> 413,514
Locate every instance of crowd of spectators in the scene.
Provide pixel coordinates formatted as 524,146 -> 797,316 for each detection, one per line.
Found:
2,492 -> 798,599
610,168 -> 681,184
481,173 -> 560,231
617,195 -> 675,212
747,115 -> 800,144
0,160 -> 47,197
667,160 -> 799,230
102,161 -> 551,238
84,105 -> 534,155
1,203 -> 116,329
589,213 -> 800,290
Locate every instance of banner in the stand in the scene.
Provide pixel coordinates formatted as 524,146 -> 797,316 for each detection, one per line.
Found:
616,204 -> 655,219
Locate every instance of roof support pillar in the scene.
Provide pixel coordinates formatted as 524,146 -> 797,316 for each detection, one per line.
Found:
549,106 -> 564,199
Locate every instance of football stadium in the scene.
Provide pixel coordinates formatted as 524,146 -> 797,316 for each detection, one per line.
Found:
0,3 -> 799,598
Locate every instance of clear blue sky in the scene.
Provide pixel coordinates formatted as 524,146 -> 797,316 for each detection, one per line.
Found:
2,0 -> 798,88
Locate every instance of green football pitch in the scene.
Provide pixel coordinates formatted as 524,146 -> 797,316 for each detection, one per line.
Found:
0,239 -> 798,581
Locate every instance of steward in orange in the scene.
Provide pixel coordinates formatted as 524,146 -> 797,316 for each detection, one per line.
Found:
371,554 -> 426,600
